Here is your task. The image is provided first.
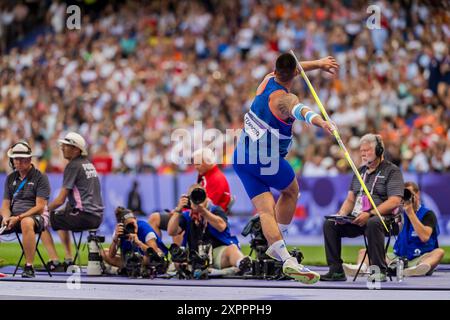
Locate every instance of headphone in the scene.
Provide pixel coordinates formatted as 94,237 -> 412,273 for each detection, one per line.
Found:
375,136 -> 384,158
8,141 -> 32,170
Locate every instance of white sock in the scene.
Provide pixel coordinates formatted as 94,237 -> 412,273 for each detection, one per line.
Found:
267,239 -> 292,262
278,223 -> 289,238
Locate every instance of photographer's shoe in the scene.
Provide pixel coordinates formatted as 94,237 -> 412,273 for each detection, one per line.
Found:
238,256 -> 252,275
282,258 -> 320,284
320,271 -> 347,281
343,263 -> 368,277
403,263 -> 431,277
22,264 -> 35,278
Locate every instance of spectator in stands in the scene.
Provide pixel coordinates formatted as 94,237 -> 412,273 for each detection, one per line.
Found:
0,0 -> 447,175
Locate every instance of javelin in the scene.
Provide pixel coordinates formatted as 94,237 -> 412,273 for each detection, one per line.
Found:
289,50 -> 389,233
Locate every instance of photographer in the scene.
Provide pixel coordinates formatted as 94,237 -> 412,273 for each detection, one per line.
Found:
321,134 -> 404,282
148,148 -> 231,246
101,207 -> 168,270
343,182 -> 444,277
167,184 -> 251,274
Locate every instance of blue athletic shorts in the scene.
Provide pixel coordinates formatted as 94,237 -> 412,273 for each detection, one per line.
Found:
232,148 -> 295,200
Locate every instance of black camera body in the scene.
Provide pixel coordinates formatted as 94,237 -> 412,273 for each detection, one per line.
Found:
121,222 -> 136,237
169,243 -> 210,280
242,215 -> 304,280
115,206 -> 137,238
141,247 -> 169,279
183,187 -> 207,209
403,188 -> 414,202
122,250 -> 143,278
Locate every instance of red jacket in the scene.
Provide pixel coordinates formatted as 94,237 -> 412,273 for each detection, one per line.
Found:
198,165 -> 231,212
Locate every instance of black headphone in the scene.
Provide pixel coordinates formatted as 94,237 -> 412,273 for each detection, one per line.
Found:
8,141 -> 32,170
375,136 -> 384,158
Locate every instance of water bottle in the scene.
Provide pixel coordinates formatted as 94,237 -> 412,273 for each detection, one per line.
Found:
396,258 -> 404,282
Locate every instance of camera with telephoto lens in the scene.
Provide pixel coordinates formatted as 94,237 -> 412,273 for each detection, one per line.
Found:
122,222 -> 136,236
183,187 -> 207,209
169,243 -> 210,280
114,207 -> 136,239
169,244 -> 192,279
242,215 -> 304,280
403,188 -> 414,202
122,250 -> 143,278
87,232 -> 105,276
190,241 -> 211,280
141,247 -> 169,279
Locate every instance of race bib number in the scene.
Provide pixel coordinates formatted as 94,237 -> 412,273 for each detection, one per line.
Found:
244,113 -> 267,142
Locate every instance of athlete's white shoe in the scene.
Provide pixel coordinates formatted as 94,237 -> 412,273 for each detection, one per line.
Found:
282,257 -> 320,284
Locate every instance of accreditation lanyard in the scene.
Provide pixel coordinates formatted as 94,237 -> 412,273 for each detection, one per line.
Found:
359,170 -> 381,196
10,177 -> 28,210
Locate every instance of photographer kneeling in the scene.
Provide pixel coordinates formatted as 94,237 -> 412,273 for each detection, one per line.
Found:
167,184 -> 251,275
101,207 -> 168,273
343,182 -> 444,277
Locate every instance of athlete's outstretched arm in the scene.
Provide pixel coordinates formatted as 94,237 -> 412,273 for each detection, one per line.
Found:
300,56 -> 339,74
275,93 -> 334,134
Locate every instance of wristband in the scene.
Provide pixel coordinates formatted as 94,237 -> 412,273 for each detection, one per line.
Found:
291,103 -> 308,121
305,110 -> 320,124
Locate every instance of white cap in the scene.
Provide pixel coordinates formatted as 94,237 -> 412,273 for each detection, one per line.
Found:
7,142 -> 33,158
192,148 -> 216,165
58,132 -> 88,156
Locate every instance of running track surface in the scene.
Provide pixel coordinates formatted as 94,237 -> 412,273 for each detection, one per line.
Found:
1,266 -> 449,300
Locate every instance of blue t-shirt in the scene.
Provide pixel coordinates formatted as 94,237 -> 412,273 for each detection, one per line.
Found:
120,220 -> 168,255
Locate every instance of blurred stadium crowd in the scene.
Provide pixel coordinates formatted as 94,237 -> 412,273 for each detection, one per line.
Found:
0,0 -> 449,175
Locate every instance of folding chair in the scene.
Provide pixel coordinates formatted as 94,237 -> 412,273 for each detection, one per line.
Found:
353,216 -> 398,281
13,230 -> 52,277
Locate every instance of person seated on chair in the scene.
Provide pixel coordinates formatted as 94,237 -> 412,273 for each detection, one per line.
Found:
0,141 -> 51,278
41,132 -> 104,271
167,184 -> 251,274
343,181 -> 445,277
100,207 -> 168,272
321,134 -> 404,282
149,148 -> 232,247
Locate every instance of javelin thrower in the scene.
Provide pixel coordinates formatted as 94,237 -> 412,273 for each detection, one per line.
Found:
232,53 -> 338,284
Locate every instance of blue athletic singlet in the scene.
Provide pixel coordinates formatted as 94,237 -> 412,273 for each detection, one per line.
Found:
233,76 -> 296,199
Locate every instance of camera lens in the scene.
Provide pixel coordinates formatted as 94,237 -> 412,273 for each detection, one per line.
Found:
124,222 -> 135,234
403,188 -> 412,202
190,188 -> 207,205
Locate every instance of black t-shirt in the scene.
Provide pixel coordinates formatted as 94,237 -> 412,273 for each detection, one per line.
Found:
421,210 -> 437,236
179,205 -> 228,251
349,160 -> 404,206
3,166 -> 50,216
